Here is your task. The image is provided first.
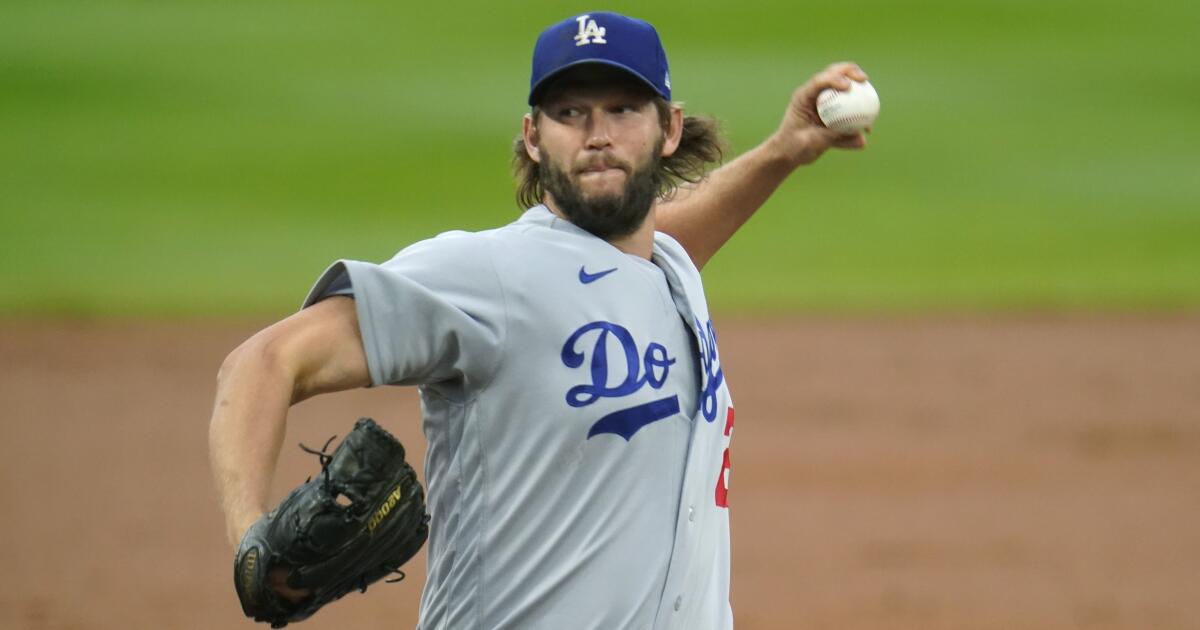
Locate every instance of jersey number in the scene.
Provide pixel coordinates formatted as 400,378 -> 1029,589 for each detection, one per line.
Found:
714,406 -> 734,507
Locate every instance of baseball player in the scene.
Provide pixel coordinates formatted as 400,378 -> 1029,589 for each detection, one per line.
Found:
209,11 -> 867,629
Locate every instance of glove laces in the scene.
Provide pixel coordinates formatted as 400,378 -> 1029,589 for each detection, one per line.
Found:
298,435 -> 409,590
298,435 -> 338,484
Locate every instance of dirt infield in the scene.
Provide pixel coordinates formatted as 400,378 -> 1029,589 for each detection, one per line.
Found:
2,315 -> 1197,630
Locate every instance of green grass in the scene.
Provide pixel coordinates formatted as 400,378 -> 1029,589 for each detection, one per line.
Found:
2,0 -> 1198,316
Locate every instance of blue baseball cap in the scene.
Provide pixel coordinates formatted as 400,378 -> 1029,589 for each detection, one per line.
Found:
528,12 -> 671,106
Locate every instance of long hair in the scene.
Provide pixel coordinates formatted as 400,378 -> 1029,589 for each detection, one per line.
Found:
512,99 -> 726,209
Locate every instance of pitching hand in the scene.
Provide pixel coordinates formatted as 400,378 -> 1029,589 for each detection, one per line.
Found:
771,62 -> 870,167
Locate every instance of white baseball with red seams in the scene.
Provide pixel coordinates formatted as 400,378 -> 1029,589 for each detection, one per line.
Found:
816,79 -> 880,133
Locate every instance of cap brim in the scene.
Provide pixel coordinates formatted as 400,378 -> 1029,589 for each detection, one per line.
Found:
528,59 -> 666,106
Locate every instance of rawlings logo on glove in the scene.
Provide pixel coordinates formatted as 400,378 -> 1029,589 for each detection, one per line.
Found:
233,418 -> 429,628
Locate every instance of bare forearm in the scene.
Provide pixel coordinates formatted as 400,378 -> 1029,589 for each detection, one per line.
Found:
656,133 -> 798,269
208,339 -> 296,547
656,62 -> 870,270
208,298 -> 370,548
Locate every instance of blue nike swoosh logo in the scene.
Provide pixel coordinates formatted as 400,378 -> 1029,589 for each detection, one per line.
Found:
579,266 -> 618,284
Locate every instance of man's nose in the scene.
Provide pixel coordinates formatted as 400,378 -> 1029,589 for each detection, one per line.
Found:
585,110 -> 613,149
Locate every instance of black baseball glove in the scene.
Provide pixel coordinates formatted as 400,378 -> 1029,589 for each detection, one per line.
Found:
233,417 -> 429,628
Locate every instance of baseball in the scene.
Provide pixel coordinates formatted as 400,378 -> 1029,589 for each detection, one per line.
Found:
816,79 -> 880,133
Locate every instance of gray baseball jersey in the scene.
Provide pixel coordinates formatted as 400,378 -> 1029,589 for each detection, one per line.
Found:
303,206 -> 735,629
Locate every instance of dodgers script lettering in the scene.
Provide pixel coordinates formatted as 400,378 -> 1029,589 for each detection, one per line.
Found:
695,317 -> 725,422
561,321 -> 679,440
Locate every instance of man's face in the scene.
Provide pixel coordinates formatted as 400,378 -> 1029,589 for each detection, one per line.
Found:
530,68 -> 667,240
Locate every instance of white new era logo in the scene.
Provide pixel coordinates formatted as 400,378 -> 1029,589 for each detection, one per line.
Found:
574,14 -> 607,46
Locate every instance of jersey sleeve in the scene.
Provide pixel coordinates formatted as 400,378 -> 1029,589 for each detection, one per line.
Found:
301,232 -> 507,390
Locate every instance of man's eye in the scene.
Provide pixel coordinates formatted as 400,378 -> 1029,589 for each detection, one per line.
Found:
558,107 -> 582,118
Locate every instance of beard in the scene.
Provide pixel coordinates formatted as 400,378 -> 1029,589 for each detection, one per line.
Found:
538,140 -> 662,241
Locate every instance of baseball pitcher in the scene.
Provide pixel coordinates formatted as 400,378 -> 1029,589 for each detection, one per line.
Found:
209,11 -> 868,629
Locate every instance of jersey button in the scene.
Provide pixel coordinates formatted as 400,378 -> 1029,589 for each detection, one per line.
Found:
687,506 -> 695,522
674,595 -> 682,611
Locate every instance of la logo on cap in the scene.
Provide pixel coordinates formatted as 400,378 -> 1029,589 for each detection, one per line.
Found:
574,14 -> 607,46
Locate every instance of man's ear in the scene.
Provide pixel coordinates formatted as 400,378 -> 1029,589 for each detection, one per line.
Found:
522,113 -> 541,164
661,105 -> 684,157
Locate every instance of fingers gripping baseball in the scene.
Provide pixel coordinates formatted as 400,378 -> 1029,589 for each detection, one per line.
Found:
774,61 -> 873,166
792,62 -> 868,125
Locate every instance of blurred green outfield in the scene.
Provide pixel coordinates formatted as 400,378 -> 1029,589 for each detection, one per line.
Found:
1,0 -> 1197,316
